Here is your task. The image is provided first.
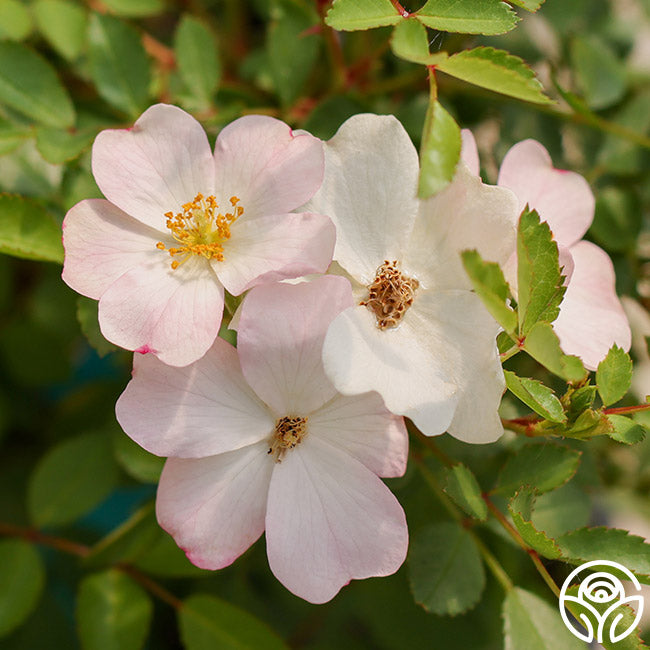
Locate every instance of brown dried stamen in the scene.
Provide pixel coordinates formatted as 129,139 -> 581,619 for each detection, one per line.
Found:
268,416 -> 308,463
360,260 -> 419,330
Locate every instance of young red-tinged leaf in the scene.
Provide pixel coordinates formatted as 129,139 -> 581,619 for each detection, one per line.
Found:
495,443 -> 581,495
418,98 -> 460,198
436,47 -> 552,104
390,18 -> 448,65
0,540 -> 45,637
415,0 -> 518,34
325,0 -> 403,31
409,522 -> 485,616
443,463 -> 487,521
596,345 -> 633,407
508,488 -> 562,559
504,371 -> 567,423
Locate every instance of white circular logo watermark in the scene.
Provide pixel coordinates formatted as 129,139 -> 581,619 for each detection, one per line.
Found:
559,560 -> 644,644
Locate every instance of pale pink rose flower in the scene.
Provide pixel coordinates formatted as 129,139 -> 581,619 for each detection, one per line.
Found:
307,114 -> 520,443
462,131 -> 631,370
115,276 -> 408,604
62,104 -> 335,367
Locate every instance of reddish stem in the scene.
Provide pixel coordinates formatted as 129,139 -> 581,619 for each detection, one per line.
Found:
389,0 -> 410,17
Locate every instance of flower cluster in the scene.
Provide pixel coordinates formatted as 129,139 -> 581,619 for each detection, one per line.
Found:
62,105 -> 631,603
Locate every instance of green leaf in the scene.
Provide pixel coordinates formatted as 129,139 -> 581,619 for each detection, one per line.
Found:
112,429 -> 164,483
517,209 -> 565,335
390,18 -> 448,65
461,249 -> 517,334
557,527 -> 650,584
607,414 -> 646,445
596,345 -> 633,406
571,35 -> 626,111
179,594 -> 289,650
436,47 -> 552,104
88,13 -> 152,117
174,15 -> 220,109
504,371 -> 566,423
0,117 -> 30,155
325,0 -> 402,31
508,488 -> 562,559
76,297 -> 117,358
77,570 -> 153,650
0,540 -> 45,637
0,194 -> 63,264
268,0 -> 320,106
591,187 -> 642,252
28,432 -> 120,528
35,127 -> 95,164
134,531 -> 208,578
495,443 -> 581,495
33,0 -> 87,61
408,522 -> 485,616
507,0 -> 546,10
415,0 -> 518,35
100,0 -> 165,17
0,41 -> 75,128
443,463 -> 487,521
0,0 -> 33,41
418,99 -> 460,198
503,588 -> 585,650
565,384 -> 597,421
523,321 -> 587,382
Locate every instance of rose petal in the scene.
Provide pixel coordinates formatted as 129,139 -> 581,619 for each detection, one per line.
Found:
98,256 -> 224,367
156,442 -> 273,570
309,392 -> 408,478
214,212 -> 335,295
92,104 -> 215,230
265,436 -> 408,604
460,128 -> 480,176
497,139 -> 594,248
62,199 -> 161,299
115,338 -> 274,458
305,113 -> 420,284
553,241 -> 631,370
237,276 -> 354,415
213,115 -> 324,219
322,304 -> 459,435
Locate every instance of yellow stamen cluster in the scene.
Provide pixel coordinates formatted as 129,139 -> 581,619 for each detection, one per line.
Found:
156,194 -> 244,269
361,260 -> 419,330
268,416 -> 308,463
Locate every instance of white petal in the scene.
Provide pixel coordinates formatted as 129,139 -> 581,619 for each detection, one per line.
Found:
404,163 -> 519,290
322,304 -> 459,435
92,104 -> 215,230
460,128 -> 480,176
309,392 -> 408,478
265,436 -> 408,604
305,113 -> 420,284
115,339 -> 274,458
156,442 -> 272,570
237,276 -> 353,415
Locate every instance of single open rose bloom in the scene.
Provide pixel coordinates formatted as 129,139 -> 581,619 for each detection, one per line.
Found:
115,276 -> 408,604
307,114 -> 520,443
62,104 -> 335,367
462,132 -> 631,370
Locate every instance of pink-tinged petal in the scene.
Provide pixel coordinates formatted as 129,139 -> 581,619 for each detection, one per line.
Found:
322,305 -> 459,435
237,276 -> 353,415
156,442 -> 272,570
62,199 -> 160,299
92,104 -> 214,230
213,115 -> 323,219
460,128 -> 480,176
98,256 -> 224,367
214,212 -> 335,296
115,339 -> 274,458
309,392 -> 408,478
406,289 -> 503,441
265,436 -> 408,604
404,164 -> 518,291
498,139 -> 594,248
553,241 -> 631,370
305,113 -> 420,284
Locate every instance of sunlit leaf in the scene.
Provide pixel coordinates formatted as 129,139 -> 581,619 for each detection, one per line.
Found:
326,0 -> 403,31
415,0 -> 518,35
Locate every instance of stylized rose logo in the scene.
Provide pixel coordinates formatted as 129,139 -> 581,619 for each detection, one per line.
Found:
559,560 -> 644,643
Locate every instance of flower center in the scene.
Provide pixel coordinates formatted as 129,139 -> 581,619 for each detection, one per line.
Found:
360,260 -> 419,330
156,193 -> 244,269
268,416 -> 308,463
